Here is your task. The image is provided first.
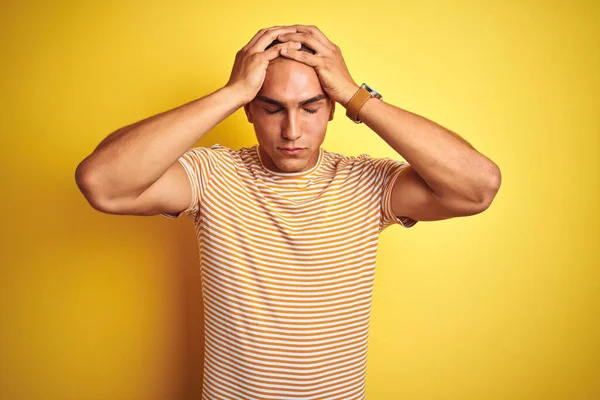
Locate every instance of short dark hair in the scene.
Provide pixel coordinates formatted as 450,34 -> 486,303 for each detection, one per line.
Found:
266,39 -> 316,56
262,39 -> 331,105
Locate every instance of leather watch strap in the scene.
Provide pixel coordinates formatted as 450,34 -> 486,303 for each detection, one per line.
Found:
346,86 -> 374,124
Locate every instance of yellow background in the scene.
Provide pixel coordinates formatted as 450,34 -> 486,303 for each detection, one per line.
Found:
1,1 -> 598,399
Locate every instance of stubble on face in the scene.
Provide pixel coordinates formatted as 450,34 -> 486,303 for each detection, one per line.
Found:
258,142 -> 321,173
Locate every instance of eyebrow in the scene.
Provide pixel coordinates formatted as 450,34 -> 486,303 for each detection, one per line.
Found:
256,94 -> 328,107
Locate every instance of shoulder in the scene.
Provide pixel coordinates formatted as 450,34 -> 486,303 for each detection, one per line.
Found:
321,148 -> 404,173
187,143 -> 251,162
321,148 -> 373,167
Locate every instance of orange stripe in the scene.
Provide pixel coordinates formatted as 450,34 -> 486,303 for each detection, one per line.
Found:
162,143 -> 417,399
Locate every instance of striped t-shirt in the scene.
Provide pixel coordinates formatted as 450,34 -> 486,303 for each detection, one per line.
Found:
162,143 -> 418,400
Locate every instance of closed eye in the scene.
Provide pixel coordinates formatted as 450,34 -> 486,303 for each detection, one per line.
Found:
264,108 -> 319,114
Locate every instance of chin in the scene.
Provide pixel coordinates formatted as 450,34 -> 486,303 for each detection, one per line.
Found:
276,159 -> 305,172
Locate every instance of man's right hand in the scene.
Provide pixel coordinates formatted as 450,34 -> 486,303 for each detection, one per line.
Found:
225,26 -> 303,103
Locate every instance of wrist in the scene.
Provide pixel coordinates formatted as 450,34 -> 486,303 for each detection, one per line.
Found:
221,83 -> 253,108
338,84 -> 361,108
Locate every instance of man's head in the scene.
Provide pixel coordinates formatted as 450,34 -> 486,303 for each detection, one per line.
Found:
243,39 -> 335,174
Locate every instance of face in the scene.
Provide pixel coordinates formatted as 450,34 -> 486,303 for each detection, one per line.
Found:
244,57 -> 335,173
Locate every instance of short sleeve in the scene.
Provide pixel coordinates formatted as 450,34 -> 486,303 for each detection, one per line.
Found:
368,156 -> 419,232
161,144 -> 222,221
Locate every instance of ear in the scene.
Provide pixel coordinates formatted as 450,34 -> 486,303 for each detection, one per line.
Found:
244,102 -> 254,124
328,99 -> 335,121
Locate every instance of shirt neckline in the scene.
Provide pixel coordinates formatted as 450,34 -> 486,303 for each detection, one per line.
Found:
255,144 -> 323,178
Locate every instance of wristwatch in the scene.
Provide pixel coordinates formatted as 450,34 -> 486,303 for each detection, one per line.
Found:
346,83 -> 383,124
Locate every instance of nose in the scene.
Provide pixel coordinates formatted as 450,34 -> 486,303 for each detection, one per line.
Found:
281,110 -> 302,141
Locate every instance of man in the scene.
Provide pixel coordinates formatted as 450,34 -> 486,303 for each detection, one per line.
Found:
76,24 -> 501,400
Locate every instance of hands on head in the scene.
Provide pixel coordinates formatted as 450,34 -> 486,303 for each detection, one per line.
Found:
226,25 -> 359,107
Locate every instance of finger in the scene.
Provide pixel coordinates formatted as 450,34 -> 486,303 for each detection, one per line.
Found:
262,41 -> 303,62
243,26 -> 287,50
246,26 -> 298,54
277,32 -> 332,56
279,48 -> 322,67
290,24 -> 337,52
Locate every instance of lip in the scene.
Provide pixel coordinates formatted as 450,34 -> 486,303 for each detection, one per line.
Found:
279,148 -> 305,155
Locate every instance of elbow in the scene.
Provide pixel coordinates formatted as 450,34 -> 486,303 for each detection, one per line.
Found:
75,159 -> 94,192
442,163 -> 501,216
75,161 -> 113,213
474,164 -> 502,212
486,163 -> 502,201
75,157 -> 104,196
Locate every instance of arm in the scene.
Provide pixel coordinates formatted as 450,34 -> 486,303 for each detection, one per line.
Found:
344,92 -> 502,220
75,26 -> 303,216
275,25 -> 501,221
75,84 -> 246,214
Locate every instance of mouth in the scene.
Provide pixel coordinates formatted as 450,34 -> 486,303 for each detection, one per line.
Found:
279,147 -> 305,155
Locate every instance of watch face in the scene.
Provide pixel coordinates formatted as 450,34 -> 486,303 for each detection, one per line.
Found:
361,83 -> 382,99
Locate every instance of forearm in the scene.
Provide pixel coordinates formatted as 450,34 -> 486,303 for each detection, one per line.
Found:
76,84 -> 246,200
342,88 -> 500,204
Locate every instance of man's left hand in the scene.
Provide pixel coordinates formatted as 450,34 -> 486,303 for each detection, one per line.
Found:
277,25 -> 359,107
